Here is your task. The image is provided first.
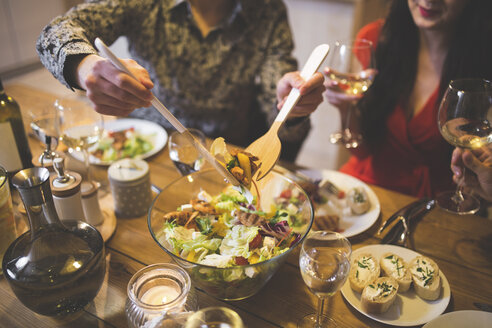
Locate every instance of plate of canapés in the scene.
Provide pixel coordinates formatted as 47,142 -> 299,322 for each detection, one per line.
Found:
341,244 -> 451,327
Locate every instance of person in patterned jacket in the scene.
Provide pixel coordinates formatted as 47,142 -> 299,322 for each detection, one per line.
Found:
37,0 -> 324,161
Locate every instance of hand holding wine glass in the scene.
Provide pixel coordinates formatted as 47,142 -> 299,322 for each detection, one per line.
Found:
298,231 -> 351,328
324,39 -> 375,148
55,98 -> 104,182
451,146 -> 492,202
437,78 -> 492,214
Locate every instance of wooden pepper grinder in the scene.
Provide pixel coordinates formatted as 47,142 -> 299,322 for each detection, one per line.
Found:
50,156 -> 86,222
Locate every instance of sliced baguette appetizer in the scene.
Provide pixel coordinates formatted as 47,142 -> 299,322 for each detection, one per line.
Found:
409,256 -> 441,301
349,253 -> 380,293
380,253 -> 412,292
361,277 -> 399,314
347,187 -> 371,215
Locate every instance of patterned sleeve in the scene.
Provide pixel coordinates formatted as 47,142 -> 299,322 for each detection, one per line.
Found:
36,0 -> 151,89
256,0 -> 310,144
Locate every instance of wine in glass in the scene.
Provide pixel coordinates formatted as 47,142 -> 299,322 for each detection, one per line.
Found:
437,78 -> 492,214
169,128 -> 206,175
325,39 -> 375,148
298,231 -> 351,328
184,307 -> 244,328
55,98 -> 104,182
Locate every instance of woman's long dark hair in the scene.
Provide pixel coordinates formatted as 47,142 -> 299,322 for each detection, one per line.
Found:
359,0 -> 492,149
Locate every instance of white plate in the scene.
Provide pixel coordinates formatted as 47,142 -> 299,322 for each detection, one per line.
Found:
341,244 -> 451,327
70,118 -> 168,165
298,169 -> 380,237
423,310 -> 492,328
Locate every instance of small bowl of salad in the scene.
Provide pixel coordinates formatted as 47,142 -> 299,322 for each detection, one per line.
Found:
148,168 -> 314,301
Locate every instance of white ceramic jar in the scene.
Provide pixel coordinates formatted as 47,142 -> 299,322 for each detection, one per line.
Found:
108,158 -> 152,218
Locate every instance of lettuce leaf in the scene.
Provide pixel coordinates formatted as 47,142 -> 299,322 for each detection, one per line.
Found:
220,225 -> 259,258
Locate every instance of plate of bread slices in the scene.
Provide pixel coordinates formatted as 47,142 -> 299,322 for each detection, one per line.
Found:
341,244 -> 451,326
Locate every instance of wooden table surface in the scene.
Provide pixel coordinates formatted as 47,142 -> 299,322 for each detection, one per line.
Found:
1,84 -> 491,328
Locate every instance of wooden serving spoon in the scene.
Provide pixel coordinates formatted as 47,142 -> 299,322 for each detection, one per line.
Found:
245,44 -> 329,181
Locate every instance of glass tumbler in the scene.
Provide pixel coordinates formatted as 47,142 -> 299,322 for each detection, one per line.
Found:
0,166 -> 16,274
125,263 -> 198,328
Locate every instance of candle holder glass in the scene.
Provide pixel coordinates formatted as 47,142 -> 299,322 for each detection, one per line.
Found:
125,263 -> 198,328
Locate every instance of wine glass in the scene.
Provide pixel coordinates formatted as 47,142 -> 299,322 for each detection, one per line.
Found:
55,98 -> 104,182
29,105 -> 60,167
168,128 -> 206,175
437,78 -> 492,214
184,307 -> 244,328
298,231 -> 351,328
325,39 -> 375,148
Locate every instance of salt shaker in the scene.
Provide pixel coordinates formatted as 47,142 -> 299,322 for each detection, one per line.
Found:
81,181 -> 104,226
50,157 -> 86,222
108,158 -> 152,218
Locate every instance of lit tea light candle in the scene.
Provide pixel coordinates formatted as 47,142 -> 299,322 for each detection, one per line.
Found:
140,281 -> 181,305
126,263 -> 197,328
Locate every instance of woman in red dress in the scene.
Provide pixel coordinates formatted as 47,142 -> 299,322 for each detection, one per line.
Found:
324,0 -> 492,198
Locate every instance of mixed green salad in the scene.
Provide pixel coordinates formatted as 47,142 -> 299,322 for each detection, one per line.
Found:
91,127 -> 153,162
159,186 -> 307,269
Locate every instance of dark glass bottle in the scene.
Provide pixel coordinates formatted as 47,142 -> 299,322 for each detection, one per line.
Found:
0,79 -> 33,175
2,167 -> 106,317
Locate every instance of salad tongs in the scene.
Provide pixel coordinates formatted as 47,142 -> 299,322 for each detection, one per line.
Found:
94,38 -> 240,186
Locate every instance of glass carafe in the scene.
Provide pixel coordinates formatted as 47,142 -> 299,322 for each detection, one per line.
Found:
2,167 -> 106,317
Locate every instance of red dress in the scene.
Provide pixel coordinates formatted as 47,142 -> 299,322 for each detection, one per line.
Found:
339,21 -> 454,198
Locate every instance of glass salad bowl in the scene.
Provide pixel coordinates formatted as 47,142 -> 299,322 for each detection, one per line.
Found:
148,168 -> 314,301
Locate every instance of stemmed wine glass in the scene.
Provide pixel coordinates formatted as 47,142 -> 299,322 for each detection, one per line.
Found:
55,98 -> 104,182
168,128 -> 206,175
437,78 -> 492,214
298,231 -> 351,328
29,106 -> 60,167
184,307 -> 244,328
325,39 -> 375,148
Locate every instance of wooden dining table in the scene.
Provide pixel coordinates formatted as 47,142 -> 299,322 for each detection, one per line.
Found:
1,84 -> 491,328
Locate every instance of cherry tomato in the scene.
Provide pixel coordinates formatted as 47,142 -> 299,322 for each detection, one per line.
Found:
279,189 -> 292,199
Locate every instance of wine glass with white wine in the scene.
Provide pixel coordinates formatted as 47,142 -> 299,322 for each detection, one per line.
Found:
437,78 -> 492,214
55,98 -> 104,182
325,39 -> 375,148
184,307 -> 244,328
298,231 -> 351,328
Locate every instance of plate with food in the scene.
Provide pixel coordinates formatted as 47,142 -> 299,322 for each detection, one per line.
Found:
422,310 -> 492,328
277,168 -> 380,237
71,118 -> 168,165
341,244 -> 451,327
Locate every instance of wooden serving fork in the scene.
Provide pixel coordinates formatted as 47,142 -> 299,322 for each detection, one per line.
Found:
245,44 -> 329,181
94,38 -> 240,186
